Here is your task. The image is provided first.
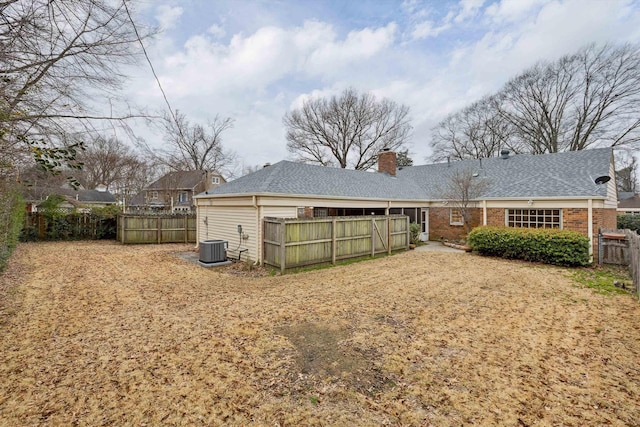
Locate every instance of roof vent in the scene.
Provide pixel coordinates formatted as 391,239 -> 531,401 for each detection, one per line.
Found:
263,163 -> 271,168
500,149 -> 510,159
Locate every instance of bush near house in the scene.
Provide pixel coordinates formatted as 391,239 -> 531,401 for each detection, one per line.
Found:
0,188 -> 25,272
617,214 -> 640,234
468,226 -> 590,267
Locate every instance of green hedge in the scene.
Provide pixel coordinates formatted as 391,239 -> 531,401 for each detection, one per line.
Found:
467,226 -> 590,267
0,189 -> 25,272
617,214 -> 640,234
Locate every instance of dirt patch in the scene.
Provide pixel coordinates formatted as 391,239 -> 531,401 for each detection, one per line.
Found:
275,322 -> 394,398
0,241 -> 639,426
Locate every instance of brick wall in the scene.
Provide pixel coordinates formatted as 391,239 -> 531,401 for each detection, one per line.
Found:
486,208 -> 505,226
563,208 -> 589,236
429,207 -> 481,241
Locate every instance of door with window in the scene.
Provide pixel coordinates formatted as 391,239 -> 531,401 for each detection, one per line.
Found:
420,208 -> 429,241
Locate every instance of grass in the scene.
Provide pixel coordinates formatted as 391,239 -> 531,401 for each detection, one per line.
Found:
572,264 -> 634,295
1,242 -> 639,426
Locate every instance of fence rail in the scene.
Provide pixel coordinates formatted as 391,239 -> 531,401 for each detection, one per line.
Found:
600,229 -> 639,299
117,214 -> 196,244
263,215 -> 409,272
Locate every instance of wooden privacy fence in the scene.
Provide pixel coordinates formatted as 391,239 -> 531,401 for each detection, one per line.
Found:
117,214 -> 196,244
263,215 -> 410,272
599,229 -> 639,299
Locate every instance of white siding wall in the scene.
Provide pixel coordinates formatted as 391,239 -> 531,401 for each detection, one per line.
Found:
198,206 -> 259,262
605,160 -> 618,209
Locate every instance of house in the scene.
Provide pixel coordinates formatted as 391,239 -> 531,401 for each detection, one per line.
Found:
130,170 -> 225,212
24,186 -> 117,213
195,148 -> 617,263
618,193 -> 640,215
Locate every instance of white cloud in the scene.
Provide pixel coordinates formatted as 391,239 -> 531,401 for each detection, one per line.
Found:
411,20 -> 451,39
126,0 -> 640,168
485,0 -> 550,23
207,24 -> 226,39
455,0 -> 485,23
155,5 -> 183,30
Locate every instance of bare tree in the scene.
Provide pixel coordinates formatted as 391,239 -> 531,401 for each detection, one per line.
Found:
284,88 -> 412,170
76,136 -> 148,191
430,43 -> 640,161
143,111 -> 236,176
616,150 -> 638,193
440,168 -> 491,234
429,95 -> 512,162
0,0 -> 151,180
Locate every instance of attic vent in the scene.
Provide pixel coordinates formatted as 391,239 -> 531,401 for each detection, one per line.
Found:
500,149 -> 510,159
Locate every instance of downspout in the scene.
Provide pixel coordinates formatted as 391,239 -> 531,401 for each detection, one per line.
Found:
587,199 -> 593,262
253,195 -> 261,265
482,200 -> 487,226
195,197 -> 200,249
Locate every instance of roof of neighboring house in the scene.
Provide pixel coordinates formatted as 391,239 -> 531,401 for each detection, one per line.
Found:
147,170 -> 207,190
619,191 -> 635,201
198,148 -> 613,200
128,192 -> 146,207
618,194 -> 640,209
24,187 -> 116,204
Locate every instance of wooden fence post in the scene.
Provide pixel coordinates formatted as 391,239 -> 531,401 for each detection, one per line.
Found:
331,217 -> 337,265
406,216 -> 410,249
371,217 -> 375,257
120,215 -> 126,244
387,216 -> 392,255
157,217 -> 162,244
280,218 -> 286,273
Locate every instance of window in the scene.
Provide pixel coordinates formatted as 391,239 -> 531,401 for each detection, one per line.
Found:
450,208 -> 464,226
178,192 -> 188,203
314,208 -> 328,218
149,191 -> 158,200
212,176 -> 220,184
507,209 -> 561,229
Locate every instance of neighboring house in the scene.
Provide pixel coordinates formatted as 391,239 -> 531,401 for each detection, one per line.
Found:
129,170 -> 225,212
24,186 -> 117,213
618,193 -> 640,215
195,148 -> 617,263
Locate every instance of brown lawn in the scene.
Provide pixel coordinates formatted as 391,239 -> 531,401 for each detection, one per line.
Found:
0,241 -> 639,426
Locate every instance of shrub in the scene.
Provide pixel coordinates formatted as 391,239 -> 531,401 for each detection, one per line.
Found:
409,222 -> 421,245
467,226 -> 590,267
617,214 -> 640,234
0,188 -> 25,272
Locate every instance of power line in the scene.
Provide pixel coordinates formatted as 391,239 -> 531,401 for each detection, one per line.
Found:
121,0 -> 186,144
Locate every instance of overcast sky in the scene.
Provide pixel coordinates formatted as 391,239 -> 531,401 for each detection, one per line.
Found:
122,0 -> 640,173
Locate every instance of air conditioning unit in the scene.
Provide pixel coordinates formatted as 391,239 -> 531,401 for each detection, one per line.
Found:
199,240 -> 228,264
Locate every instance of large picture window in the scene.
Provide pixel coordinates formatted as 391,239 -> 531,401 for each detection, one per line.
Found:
507,209 -> 561,229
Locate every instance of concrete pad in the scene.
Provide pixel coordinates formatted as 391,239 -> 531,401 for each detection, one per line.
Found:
414,242 -> 467,253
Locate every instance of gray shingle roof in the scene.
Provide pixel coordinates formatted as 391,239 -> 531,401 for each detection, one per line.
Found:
147,170 -> 207,190
198,148 -> 613,200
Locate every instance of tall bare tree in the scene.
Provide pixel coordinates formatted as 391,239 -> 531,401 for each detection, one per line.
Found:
430,95 -> 512,162
615,150 -> 638,193
0,0 -> 151,180
284,88 -> 412,170
440,168 -> 491,234
430,43 -> 640,161
76,136 -> 148,191
144,111 -> 236,176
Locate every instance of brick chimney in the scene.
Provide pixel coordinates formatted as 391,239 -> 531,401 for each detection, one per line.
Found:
377,148 -> 397,176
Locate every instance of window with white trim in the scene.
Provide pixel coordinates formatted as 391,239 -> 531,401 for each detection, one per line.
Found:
178,191 -> 188,203
212,176 -> 220,184
149,191 -> 158,200
450,208 -> 464,226
507,209 -> 561,229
